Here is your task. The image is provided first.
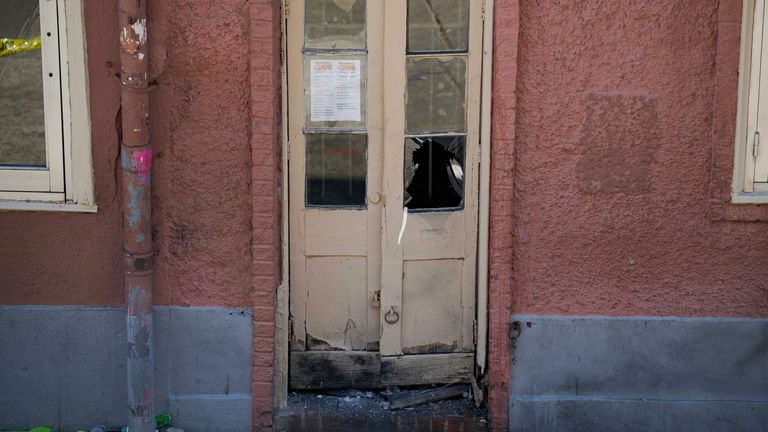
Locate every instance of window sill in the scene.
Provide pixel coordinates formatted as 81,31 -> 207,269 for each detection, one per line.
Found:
0,200 -> 97,213
731,191 -> 768,204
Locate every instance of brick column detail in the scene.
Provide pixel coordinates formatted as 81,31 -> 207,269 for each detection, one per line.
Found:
487,0 -> 520,430
249,0 -> 282,430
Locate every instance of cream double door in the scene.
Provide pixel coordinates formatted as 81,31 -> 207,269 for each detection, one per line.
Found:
288,0 -> 482,388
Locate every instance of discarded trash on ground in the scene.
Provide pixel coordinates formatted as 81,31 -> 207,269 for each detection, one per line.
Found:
386,384 -> 469,410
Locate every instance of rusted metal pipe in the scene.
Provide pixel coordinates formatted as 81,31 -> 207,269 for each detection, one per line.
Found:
119,1 -> 154,431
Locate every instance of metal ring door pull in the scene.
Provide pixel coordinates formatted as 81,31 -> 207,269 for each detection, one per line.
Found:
384,306 -> 400,324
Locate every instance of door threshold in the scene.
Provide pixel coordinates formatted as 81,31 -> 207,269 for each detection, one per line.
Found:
274,389 -> 489,431
290,351 -> 475,389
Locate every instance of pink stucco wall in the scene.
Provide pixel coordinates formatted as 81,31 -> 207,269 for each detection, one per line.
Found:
0,2 -> 281,428
1,0 -> 767,429
486,0 -> 768,427
0,0 -> 264,309
1,6 -> 761,312
504,0 -> 768,318
148,0 -> 256,308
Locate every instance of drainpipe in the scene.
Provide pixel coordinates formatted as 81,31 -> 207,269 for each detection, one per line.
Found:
119,1 -> 154,431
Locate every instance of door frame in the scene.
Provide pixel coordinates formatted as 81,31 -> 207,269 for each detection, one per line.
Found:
273,0 -> 495,409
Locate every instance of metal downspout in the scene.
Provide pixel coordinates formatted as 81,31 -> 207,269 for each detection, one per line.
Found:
119,1 -> 154,431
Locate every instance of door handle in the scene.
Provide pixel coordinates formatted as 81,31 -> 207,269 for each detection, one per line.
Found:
368,191 -> 382,204
384,306 -> 400,324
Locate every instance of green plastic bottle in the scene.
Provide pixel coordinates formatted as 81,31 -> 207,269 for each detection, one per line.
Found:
155,413 -> 172,429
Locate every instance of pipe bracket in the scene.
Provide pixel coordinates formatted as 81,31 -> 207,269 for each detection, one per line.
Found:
123,250 -> 154,274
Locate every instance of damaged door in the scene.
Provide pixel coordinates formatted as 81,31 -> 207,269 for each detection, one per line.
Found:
288,0 -> 482,389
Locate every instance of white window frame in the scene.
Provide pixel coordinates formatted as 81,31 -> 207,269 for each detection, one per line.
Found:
0,0 -> 94,212
733,0 -> 768,203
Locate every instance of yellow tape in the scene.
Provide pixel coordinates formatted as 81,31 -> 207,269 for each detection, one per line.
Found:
0,36 -> 42,57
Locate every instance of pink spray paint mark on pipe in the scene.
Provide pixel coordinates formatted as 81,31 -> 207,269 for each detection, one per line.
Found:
134,149 -> 152,184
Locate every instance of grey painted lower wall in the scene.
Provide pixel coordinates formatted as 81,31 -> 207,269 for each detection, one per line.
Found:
0,306 -> 253,432
509,315 -> 768,432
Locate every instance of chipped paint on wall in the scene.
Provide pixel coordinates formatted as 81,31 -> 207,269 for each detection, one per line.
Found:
120,18 -> 147,55
131,19 -> 148,47
127,183 -> 144,230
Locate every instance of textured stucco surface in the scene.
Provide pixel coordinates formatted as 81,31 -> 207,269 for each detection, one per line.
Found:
0,0 -> 255,308
149,0 -> 253,307
508,0 -> 768,317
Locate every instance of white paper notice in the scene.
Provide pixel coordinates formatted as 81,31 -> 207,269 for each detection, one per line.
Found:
310,59 -> 361,122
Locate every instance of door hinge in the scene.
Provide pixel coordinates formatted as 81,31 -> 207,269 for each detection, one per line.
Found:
754,130 -> 760,158
473,318 -> 478,345
369,290 -> 381,309
288,316 -> 295,341
286,139 -> 291,161
284,0 -> 290,16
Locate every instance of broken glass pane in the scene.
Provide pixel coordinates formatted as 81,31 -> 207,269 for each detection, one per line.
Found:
305,0 -> 366,50
0,1 -> 45,167
404,136 -> 465,210
406,57 -> 466,134
306,134 -> 367,207
407,0 -> 469,53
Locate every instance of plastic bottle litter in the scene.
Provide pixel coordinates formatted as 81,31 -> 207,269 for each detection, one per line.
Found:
121,413 -> 173,432
89,426 -> 107,432
155,413 -> 172,429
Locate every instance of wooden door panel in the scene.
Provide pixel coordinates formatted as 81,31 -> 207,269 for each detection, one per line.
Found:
288,0 -> 383,357
306,256 -> 369,351
401,259 -> 465,354
379,0 -> 482,358
381,353 -> 474,386
288,0 -> 480,389
400,212 -> 465,260
305,210 -> 367,256
290,351 -> 473,389
290,351 -> 382,389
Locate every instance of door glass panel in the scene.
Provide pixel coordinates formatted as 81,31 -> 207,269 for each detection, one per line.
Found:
304,54 -> 367,130
407,0 -> 469,53
404,136 -> 465,210
305,0 -> 366,50
306,134 -> 367,207
0,1 -> 45,167
406,57 -> 466,134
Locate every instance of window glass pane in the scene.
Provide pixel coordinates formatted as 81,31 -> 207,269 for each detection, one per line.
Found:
304,54 -> 367,130
404,136 -> 465,210
407,0 -> 469,53
406,57 -> 466,134
305,0 -> 366,50
0,1 -> 45,167
306,134 -> 367,207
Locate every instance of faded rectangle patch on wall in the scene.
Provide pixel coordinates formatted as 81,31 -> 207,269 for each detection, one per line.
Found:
577,94 -> 659,194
